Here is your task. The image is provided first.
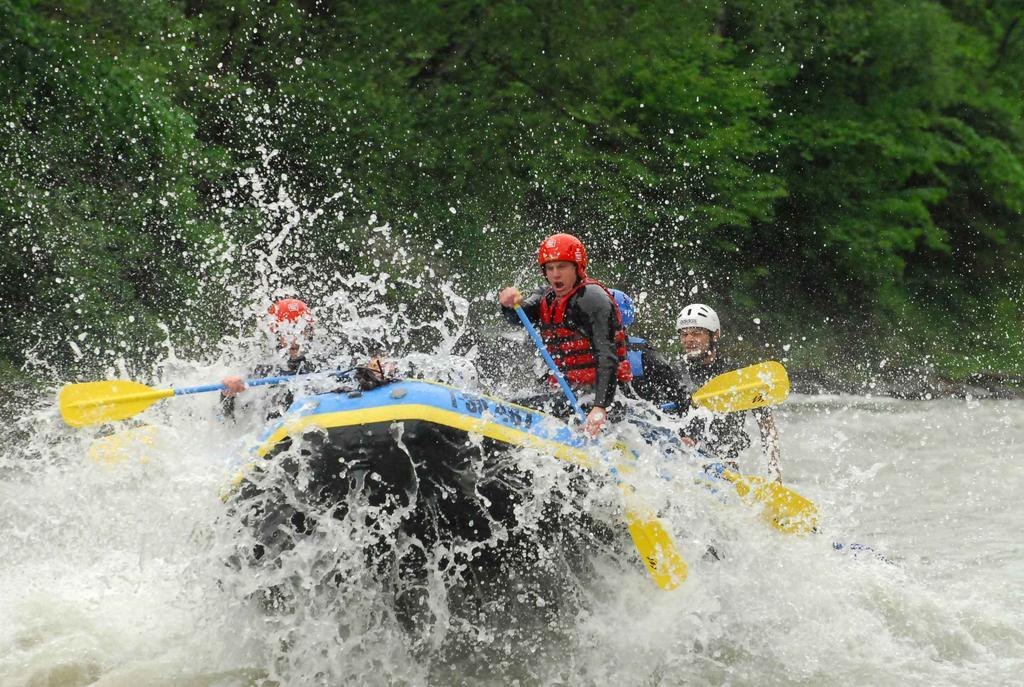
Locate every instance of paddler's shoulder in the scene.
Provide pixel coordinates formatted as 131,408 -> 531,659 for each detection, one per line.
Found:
576,282 -> 614,304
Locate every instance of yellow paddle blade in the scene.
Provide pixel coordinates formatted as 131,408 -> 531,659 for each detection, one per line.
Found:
59,380 -> 173,427
87,425 -> 162,465
624,508 -> 688,589
609,442 -> 686,589
692,361 -> 790,413
719,469 -> 818,534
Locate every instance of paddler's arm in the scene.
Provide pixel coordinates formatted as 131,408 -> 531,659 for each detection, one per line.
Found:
754,407 -> 783,484
575,285 -> 619,410
499,286 -> 544,325
643,346 -> 693,411
219,392 -> 236,420
219,375 -> 246,420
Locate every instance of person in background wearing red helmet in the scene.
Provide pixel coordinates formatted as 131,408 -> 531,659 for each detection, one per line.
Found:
498,233 -> 632,437
220,298 -> 318,420
676,303 -> 782,484
220,298 -> 393,421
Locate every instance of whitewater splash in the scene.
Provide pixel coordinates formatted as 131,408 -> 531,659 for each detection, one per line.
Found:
3,304 -> 1024,685
2,173 -> 1022,685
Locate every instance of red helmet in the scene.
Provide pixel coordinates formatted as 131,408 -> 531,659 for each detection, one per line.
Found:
537,233 -> 588,277
268,298 -> 313,329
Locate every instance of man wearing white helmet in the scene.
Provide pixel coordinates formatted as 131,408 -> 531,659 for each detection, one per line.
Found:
676,303 -> 783,483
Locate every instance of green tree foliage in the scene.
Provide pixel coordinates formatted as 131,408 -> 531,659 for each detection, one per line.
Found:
1,0 -> 1021,378
716,0 -> 1023,368
0,0 -> 235,376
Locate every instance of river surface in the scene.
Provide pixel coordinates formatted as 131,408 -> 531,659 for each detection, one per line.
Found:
1,386 -> 1021,686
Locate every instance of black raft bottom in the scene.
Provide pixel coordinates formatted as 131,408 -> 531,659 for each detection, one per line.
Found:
226,418 -> 632,647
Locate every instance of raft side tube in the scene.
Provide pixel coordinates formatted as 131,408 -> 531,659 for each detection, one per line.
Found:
255,379 -> 599,468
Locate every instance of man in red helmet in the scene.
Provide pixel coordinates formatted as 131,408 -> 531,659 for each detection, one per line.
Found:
498,233 -> 632,437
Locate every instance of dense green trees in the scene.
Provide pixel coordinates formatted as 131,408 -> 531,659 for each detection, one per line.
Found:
1,0 -> 1021,379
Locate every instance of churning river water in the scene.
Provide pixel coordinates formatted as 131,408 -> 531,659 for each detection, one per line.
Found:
1,381 -> 1021,686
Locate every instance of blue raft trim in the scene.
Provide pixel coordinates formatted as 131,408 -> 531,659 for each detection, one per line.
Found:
255,379 -> 600,468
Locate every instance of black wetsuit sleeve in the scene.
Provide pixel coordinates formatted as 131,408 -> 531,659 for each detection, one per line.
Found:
219,362 -> 296,422
572,285 -> 619,408
220,392 -> 236,420
641,347 -> 692,410
708,415 -> 752,460
220,364 -> 271,421
682,356 -> 751,461
501,286 -> 545,326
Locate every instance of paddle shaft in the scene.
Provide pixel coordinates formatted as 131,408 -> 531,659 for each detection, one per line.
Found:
184,367 -> 358,396
514,303 -> 633,481
177,373 -> 329,396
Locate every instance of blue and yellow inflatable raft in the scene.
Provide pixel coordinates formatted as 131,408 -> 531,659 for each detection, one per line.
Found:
254,378 -> 600,466
229,379 -> 625,587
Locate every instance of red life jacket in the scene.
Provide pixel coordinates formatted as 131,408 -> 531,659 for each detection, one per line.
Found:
538,278 -> 633,386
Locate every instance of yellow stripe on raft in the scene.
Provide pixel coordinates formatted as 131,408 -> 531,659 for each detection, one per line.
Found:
255,403 -> 599,469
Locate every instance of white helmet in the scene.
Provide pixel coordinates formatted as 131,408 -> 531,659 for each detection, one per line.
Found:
676,303 -> 720,334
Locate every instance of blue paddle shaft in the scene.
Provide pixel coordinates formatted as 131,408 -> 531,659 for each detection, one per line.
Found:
514,305 -> 587,423
173,369 -> 355,397
174,383 -> 229,395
